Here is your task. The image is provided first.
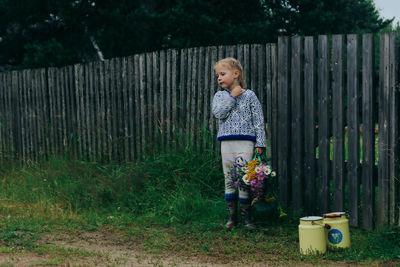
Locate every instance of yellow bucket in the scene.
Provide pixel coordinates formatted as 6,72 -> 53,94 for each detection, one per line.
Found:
299,216 -> 327,254
323,212 -> 351,249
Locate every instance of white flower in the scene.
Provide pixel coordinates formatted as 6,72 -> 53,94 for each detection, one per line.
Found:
241,167 -> 248,173
271,171 -> 276,177
264,166 -> 271,175
242,174 -> 250,185
255,166 -> 262,173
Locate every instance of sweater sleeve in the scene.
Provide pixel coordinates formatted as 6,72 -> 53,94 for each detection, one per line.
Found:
212,91 -> 236,119
250,91 -> 267,147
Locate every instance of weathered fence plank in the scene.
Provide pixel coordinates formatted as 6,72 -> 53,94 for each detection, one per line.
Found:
362,34 -> 375,230
318,35 -> 330,214
277,36 -> 291,208
291,36 -> 304,213
179,48 -> 187,145
332,34 -> 346,212
347,34 -> 360,227
303,36 -> 316,214
378,34 -> 390,226
171,49 -> 178,151
388,33 -> 399,226
197,47 -> 205,151
210,46 -> 218,152
133,55 -> 141,159
160,50 -> 166,151
166,49 -> 172,151
152,52 -> 159,154
190,48 -> 198,149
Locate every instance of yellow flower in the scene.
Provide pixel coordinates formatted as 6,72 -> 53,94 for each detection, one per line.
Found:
265,197 -> 276,202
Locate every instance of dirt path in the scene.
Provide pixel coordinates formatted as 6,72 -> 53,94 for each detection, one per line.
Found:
0,231 -> 392,266
0,231 -> 271,266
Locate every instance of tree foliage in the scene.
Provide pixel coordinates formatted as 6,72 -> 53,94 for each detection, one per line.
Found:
0,0 -> 392,69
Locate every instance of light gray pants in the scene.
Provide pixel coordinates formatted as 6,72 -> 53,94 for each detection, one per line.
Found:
221,140 -> 254,203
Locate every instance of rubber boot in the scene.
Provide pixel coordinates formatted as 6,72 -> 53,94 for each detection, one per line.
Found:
225,201 -> 237,230
240,203 -> 255,230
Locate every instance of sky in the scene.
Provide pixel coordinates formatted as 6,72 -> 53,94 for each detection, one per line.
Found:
374,0 -> 400,25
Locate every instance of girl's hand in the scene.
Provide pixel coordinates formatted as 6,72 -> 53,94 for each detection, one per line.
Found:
230,86 -> 244,98
255,147 -> 264,155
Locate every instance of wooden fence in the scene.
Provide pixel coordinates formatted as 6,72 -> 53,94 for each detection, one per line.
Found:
0,33 -> 399,229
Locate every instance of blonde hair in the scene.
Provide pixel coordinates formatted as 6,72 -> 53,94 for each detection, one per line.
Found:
214,57 -> 246,88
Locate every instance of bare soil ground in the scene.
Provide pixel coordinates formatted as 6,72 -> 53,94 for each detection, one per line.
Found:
0,231 -> 396,267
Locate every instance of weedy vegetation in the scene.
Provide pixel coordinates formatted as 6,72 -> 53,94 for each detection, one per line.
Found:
0,145 -> 398,265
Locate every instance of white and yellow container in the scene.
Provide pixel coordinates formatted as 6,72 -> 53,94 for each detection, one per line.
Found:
323,212 -> 350,249
299,216 -> 327,254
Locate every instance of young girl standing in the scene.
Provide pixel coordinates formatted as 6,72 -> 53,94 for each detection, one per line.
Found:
212,57 -> 266,230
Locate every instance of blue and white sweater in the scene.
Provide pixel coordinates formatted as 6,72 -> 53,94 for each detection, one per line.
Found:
212,89 -> 266,148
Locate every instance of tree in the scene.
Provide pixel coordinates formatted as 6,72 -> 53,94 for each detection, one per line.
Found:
0,0 -> 392,70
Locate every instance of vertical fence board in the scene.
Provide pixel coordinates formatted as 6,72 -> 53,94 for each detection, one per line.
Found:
133,55 -> 141,159
179,49 -> 187,145
197,47 -> 205,151
203,47 -> 211,149
116,58 -> 124,161
97,61 -> 106,161
210,47 -> 218,152
146,53 -> 153,151
40,69 -> 49,158
121,57 -> 129,161
347,34 -> 360,227
258,45 -> 266,119
362,34 -> 375,229
104,60 -> 112,162
318,35 -> 330,214
152,52 -> 160,153
88,62 -> 95,161
48,68 -> 56,157
291,36 -> 304,213
166,50 -> 172,151
388,33 -> 399,226
277,36 -> 291,208
243,44 -> 250,90
127,57 -> 135,161
304,37 -> 317,214
265,45 -> 273,160
332,35 -> 346,212
20,70 -> 27,161
271,44 -> 278,171
191,48 -> 198,149
378,34 -> 390,226
171,49 -> 178,151
159,50 -> 166,150
139,55 -> 147,156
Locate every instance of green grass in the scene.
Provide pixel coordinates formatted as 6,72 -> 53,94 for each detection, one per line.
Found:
0,147 -> 398,265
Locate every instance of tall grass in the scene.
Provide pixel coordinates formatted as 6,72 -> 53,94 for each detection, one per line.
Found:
0,144 -> 225,227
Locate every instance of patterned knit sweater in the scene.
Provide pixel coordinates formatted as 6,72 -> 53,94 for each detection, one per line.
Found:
212,89 -> 266,148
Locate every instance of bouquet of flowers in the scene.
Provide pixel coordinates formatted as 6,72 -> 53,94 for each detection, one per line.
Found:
230,152 -> 286,219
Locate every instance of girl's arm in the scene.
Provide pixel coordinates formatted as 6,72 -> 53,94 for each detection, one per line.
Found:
212,91 -> 236,119
250,91 -> 267,148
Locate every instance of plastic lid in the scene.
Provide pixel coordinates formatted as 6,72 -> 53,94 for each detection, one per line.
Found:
300,216 -> 323,221
323,212 -> 346,218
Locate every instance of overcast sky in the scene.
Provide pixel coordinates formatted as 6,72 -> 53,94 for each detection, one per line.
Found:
374,0 -> 400,25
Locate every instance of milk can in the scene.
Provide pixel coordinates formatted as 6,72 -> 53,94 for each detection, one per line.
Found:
298,216 -> 327,254
323,212 -> 350,248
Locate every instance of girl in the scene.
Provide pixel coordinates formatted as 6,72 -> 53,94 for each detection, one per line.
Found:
212,57 -> 266,230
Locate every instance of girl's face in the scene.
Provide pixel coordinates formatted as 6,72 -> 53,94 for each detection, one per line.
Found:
215,64 -> 239,90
